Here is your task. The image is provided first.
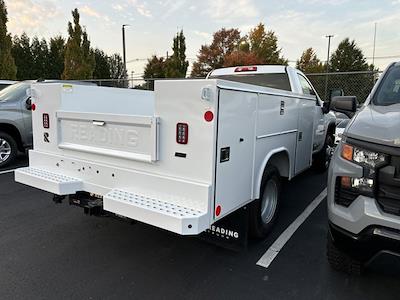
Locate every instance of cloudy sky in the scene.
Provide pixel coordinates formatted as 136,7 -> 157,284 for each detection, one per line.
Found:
4,0 -> 400,77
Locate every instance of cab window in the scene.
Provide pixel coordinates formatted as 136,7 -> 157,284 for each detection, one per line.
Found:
298,74 -> 315,96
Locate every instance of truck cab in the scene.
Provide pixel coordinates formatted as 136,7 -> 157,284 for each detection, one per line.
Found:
327,61 -> 400,274
208,65 -> 336,164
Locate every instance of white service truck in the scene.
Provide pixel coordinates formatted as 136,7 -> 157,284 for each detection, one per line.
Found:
15,65 -> 335,244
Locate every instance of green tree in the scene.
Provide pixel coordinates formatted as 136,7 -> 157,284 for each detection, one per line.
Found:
248,23 -> 287,65
296,48 -> 325,73
48,36 -> 65,79
109,53 -> 128,87
143,55 -> 166,90
31,37 -> 49,79
0,0 -> 16,79
330,38 -> 370,72
165,30 -> 189,78
12,33 -> 33,80
191,28 -> 241,77
93,48 -> 111,79
62,8 -> 95,80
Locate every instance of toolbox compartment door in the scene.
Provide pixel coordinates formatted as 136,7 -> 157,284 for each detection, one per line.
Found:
214,89 -> 257,219
57,111 -> 159,163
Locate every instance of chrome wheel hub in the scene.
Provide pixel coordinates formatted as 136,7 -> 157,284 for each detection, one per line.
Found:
0,138 -> 11,163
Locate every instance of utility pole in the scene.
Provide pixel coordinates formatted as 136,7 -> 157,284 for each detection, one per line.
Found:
324,35 -> 334,101
372,23 -> 377,67
122,24 -> 130,77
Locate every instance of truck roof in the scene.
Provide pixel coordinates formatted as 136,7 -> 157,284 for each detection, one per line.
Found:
207,65 -> 289,78
0,80 -> 17,85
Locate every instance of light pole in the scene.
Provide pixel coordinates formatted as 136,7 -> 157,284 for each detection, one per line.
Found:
122,24 -> 130,76
324,35 -> 334,101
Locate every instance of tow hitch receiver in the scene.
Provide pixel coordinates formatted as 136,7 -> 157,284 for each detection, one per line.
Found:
69,192 -> 105,216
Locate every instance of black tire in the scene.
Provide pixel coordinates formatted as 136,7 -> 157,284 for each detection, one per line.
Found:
327,232 -> 364,275
314,134 -> 334,172
249,166 -> 281,239
0,131 -> 18,168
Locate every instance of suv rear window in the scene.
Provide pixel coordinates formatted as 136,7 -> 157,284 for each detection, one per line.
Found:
209,73 -> 292,91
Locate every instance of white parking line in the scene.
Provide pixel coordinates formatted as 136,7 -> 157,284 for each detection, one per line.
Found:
256,188 -> 327,269
0,169 -> 17,175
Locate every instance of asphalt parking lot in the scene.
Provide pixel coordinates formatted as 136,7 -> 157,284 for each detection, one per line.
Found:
1,159 -> 400,300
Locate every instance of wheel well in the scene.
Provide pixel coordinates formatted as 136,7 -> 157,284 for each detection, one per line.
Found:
267,151 -> 290,179
0,123 -> 24,151
327,122 -> 336,137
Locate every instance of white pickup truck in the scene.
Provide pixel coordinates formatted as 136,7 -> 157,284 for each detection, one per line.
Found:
15,65 -> 335,244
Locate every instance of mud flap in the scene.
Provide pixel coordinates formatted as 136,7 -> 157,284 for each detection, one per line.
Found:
199,206 -> 249,251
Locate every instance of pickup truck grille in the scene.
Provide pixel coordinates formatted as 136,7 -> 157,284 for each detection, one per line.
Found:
377,156 -> 400,216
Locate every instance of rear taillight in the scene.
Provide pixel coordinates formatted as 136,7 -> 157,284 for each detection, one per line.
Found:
43,113 -> 50,129
234,66 -> 257,72
176,123 -> 188,144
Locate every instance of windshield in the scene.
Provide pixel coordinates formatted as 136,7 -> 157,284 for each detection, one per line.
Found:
209,73 -> 292,91
373,64 -> 400,106
0,82 -> 30,103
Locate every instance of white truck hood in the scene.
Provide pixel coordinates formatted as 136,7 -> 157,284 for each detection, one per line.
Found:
346,103 -> 400,147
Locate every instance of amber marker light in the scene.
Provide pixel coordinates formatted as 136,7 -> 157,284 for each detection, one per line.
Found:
341,144 -> 354,161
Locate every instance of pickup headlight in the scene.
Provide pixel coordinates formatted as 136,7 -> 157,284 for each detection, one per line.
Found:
341,143 -> 387,168
335,143 -> 388,205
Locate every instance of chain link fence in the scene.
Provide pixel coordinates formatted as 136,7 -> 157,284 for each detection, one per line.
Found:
85,71 -> 382,104
306,71 -> 381,103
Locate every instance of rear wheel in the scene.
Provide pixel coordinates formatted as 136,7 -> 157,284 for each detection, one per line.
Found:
327,232 -> 364,275
0,131 -> 18,168
249,166 -> 281,239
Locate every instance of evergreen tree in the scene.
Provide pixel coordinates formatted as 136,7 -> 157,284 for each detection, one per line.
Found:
48,36 -> 65,79
109,53 -> 128,87
0,0 -> 16,79
330,38 -> 370,72
109,53 -> 126,79
296,48 -> 325,73
12,33 -> 33,80
31,37 -> 49,79
143,55 -> 166,90
62,8 -> 95,80
248,23 -> 287,65
93,48 -> 111,79
165,30 -> 189,78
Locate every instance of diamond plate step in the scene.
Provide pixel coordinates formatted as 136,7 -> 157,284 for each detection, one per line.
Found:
15,167 -> 82,195
104,189 -> 209,235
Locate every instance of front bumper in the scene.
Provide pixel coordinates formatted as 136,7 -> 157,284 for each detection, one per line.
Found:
328,145 -> 400,235
329,222 -> 400,261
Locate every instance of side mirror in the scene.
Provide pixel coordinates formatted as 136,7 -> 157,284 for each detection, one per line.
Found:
330,96 -> 357,118
329,88 -> 344,101
25,97 -> 32,110
310,89 -> 316,96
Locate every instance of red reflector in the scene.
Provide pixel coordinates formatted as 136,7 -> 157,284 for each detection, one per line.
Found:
204,111 -> 214,122
31,103 -> 36,111
216,205 -> 222,217
43,113 -> 50,129
176,123 -> 188,144
234,66 -> 258,72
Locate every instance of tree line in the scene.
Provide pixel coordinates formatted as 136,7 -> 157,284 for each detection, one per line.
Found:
0,2 -> 126,81
0,0 -> 375,83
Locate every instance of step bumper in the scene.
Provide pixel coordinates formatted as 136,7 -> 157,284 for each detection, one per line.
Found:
104,189 -> 209,235
15,167 -> 83,195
